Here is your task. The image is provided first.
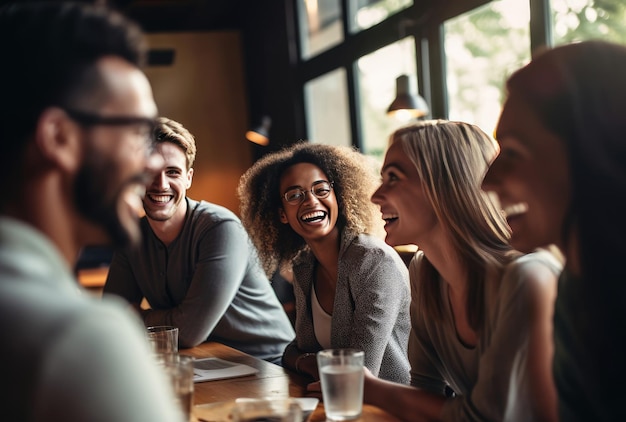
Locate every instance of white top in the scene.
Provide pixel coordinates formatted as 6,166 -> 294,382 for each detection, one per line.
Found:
311,283 -> 332,349
408,250 -> 562,421
0,216 -> 184,422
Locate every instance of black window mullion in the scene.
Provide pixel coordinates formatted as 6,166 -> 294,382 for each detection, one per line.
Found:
424,23 -> 447,119
530,0 -> 553,56
346,62 -> 363,149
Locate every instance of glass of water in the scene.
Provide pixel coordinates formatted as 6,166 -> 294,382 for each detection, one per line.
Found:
156,353 -> 195,421
147,325 -> 179,354
317,349 -> 364,421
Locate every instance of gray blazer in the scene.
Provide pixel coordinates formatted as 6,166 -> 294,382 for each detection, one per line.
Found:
289,231 -> 411,384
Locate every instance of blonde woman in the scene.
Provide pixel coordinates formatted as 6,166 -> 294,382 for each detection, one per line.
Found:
238,142 -> 411,384
367,120 -> 562,421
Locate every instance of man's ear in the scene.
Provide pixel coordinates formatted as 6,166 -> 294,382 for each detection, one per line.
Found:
186,167 -> 194,189
279,208 -> 288,224
34,107 -> 82,172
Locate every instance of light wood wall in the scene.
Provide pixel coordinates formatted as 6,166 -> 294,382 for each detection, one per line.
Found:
144,31 -> 252,215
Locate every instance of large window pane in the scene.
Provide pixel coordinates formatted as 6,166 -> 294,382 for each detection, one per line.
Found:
349,0 -> 413,33
298,0 -> 344,59
357,37 -> 417,160
305,68 -> 352,146
552,0 -> 626,45
444,0 -> 531,136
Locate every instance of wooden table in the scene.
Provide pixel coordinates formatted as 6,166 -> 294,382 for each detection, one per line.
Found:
182,342 -> 400,422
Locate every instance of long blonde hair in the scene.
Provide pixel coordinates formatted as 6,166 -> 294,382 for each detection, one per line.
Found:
392,120 -> 514,330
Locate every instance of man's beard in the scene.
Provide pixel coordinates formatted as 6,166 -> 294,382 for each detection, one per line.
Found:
73,152 -> 146,249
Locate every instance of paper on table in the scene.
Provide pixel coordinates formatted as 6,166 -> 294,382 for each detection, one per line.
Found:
193,357 -> 259,382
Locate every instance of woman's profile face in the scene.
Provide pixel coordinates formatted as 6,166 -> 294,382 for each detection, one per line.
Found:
278,162 -> 339,244
482,91 -> 571,252
371,141 -> 438,247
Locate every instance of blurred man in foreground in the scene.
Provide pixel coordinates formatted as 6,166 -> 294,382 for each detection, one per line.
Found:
0,2 -> 183,421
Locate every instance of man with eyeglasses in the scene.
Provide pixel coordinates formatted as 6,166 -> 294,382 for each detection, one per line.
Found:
0,2 -> 184,421
104,117 -> 295,363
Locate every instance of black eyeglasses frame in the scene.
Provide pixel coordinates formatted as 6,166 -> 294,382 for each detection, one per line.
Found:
61,107 -> 158,154
62,108 -> 156,130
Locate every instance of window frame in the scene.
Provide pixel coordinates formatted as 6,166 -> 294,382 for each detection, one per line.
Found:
287,0 -> 552,149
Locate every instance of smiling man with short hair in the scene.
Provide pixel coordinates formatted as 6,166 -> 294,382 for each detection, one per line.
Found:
104,117 -> 295,362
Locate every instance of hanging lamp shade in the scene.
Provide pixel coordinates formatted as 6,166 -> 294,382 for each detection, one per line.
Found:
246,115 -> 271,146
387,74 -> 429,120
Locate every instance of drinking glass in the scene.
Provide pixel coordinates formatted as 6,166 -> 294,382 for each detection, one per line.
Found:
157,353 -> 195,421
317,349 -> 364,421
147,325 -> 178,353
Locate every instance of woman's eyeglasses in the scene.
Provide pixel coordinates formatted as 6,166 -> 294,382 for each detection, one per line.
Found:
282,180 -> 334,205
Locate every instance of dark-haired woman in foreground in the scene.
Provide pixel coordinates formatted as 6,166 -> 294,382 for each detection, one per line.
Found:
483,40 -> 626,421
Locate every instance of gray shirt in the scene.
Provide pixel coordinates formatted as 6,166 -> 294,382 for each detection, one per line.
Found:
0,217 -> 183,422
289,232 -> 411,384
104,198 -> 295,360
409,250 -> 562,421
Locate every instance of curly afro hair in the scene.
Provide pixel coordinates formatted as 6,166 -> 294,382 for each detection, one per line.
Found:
238,142 -> 382,276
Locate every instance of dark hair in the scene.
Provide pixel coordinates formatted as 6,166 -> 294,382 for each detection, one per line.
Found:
507,40 -> 626,391
0,1 -> 146,172
238,142 -> 381,275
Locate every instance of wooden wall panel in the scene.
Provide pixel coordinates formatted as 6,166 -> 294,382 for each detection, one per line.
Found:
145,31 -> 251,215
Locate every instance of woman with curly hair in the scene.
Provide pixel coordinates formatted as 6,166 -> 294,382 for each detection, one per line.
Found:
238,142 -> 411,383
366,120 -> 562,421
